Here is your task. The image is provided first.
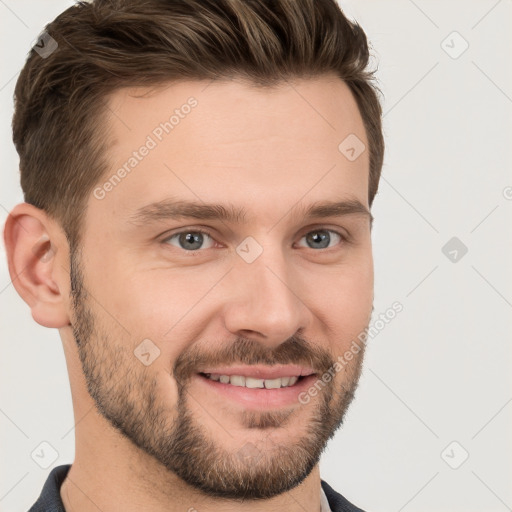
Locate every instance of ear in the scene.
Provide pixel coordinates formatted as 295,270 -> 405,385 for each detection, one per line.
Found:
3,203 -> 71,328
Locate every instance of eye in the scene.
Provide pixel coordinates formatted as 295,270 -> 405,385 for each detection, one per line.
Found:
161,227 -> 347,254
162,229 -> 216,251
296,229 -> 345,250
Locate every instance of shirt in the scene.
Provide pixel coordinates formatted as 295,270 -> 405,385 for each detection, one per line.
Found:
28,464 -> 366,512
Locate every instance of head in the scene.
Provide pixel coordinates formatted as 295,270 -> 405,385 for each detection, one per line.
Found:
6,0 -> 384,501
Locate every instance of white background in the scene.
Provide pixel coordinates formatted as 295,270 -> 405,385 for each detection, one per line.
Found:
1,1 -> 511,511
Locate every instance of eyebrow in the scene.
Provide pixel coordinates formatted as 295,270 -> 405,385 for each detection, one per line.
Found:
128,197 -> 373,228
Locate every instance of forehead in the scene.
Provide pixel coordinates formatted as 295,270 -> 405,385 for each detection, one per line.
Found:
90,76 -> 369,230
105,76 -> 366,153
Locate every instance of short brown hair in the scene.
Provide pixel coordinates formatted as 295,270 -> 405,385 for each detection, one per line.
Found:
13,0 -> 384,249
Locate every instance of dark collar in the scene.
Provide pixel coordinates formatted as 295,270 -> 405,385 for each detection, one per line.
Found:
28,464 -> 69,512
321,479 -> 367,512
29,464 -> 366,512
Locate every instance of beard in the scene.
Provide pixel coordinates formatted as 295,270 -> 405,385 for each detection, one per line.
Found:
69,244 -> 368,500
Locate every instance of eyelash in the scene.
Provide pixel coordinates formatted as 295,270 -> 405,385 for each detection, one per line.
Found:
160,227 -> 349,255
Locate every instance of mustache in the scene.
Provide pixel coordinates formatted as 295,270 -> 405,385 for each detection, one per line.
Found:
172,334 -> 335,385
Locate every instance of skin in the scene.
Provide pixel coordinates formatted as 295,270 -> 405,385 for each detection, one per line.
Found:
4,74 -> 374,512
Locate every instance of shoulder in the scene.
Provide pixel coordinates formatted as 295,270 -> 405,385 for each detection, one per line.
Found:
321,479 -> 368,512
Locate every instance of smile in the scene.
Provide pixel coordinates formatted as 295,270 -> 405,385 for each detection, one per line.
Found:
194,365 -> 318,409
202,373 -> 300,388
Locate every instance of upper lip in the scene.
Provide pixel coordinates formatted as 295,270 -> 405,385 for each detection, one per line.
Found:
198,364 -> 316,380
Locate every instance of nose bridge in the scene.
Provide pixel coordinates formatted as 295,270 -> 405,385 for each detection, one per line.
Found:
223,239 -> 308,343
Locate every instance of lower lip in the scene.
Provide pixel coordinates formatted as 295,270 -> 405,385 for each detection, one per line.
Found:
194,373 -> 318,409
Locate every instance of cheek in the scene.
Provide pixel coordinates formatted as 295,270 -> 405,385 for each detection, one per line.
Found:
85,258 -> 188,330
95,270 -> 214,371
306,259 -> 373,338
344,261 -> 374,313
127,271 -> 221,333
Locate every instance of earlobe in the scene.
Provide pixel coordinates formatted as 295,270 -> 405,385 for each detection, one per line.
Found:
3,203 -> 71,328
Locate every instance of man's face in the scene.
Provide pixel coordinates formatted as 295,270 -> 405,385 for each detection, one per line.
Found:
70,76 -> 374,499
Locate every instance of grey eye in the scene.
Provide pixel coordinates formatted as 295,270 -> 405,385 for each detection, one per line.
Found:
164,231 -> 215,251
298,230 -> 342,250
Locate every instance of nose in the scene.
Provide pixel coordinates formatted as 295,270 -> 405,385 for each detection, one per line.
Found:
221,244 -> 312,348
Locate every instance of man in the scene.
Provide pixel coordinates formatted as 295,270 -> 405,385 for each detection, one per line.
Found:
4,0 -> 384,510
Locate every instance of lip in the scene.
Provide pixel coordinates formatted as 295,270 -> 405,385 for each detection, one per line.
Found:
197,364 -> 316,380
194,371 -> 318,409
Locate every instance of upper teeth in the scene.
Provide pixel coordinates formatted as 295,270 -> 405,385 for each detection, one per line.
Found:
205,374 -> 299,389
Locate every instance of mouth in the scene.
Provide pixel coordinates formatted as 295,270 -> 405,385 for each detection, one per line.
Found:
194,365 -> 319,409
200,373 -> 305,389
